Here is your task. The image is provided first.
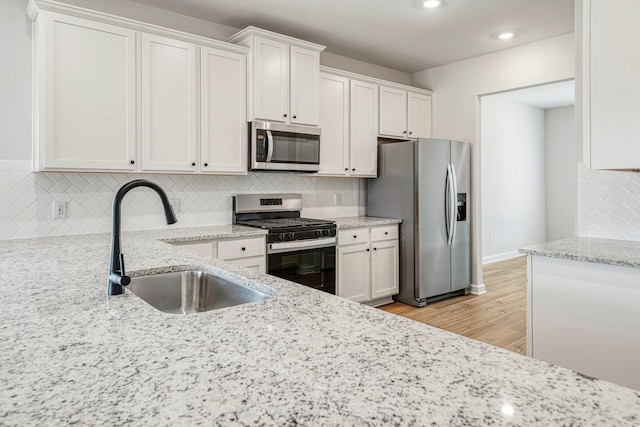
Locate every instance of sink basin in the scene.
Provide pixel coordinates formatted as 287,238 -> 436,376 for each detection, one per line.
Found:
127,270 -> 273,314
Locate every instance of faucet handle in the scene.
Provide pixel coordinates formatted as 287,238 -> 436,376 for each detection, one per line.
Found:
108,253 -> 131,288
119,253 -> 126,276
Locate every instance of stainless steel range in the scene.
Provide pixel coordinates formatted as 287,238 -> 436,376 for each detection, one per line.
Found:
233,194 -> 336,294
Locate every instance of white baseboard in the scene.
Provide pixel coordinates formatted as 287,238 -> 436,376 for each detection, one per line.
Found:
482,250 -> 524,265
470,283 -> 486,295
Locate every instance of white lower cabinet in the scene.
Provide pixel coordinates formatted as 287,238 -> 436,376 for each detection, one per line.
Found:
337,242 -> 371,302
337,225 -> 399,304
370,239 -> 399,299
527,255 -> 640,390
173,236 -> 266,273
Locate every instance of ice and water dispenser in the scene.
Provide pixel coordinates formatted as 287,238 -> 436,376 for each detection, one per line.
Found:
457,193 -> 467,222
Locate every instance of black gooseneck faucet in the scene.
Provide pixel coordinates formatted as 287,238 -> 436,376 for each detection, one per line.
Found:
107,179 -> 178,296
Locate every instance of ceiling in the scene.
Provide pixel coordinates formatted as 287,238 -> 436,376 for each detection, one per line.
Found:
129,0 -> 575,73
491,80 -> 575,109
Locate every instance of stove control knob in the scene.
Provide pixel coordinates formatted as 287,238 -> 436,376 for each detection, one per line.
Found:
323,229 -> 332,236
278,233 -> 286,241
283,232 -> 293,240
315,230 -> 323,237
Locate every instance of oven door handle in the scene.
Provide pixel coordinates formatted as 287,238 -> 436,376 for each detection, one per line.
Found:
268,237 -> 336,254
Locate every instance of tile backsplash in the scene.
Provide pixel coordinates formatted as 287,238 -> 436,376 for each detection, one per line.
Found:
0,161 -> 360,240
577,163 -> 640,241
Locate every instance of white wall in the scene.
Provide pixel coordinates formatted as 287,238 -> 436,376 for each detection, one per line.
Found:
56,0 -> 413,85
0,0 -> 32,160
411,33 -> 575,292
481,96 -> 546,261
545,106 -> 576,241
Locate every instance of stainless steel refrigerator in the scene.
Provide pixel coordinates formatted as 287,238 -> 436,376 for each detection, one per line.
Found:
366,138 -> 470,307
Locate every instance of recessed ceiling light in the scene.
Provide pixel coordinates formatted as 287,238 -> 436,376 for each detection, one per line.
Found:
498,32 -> 515,40
423,0 -> 442,8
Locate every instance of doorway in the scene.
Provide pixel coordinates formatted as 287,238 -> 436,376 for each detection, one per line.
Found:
480,80 -> 576,264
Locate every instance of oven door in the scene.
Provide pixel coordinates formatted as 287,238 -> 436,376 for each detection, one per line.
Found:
251,121 -> 320,172
267,238 -> 336,294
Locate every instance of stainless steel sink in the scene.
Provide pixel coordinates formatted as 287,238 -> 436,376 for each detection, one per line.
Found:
128,270 -> 273,314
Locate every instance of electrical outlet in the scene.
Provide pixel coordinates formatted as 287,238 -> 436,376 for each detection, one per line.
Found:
333,194 -> 342,206
170,198 -> 181,214
53,201 -> 67,219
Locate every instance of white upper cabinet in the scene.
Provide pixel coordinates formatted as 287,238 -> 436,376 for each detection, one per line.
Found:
407,92 -> 432,139
141,33 -> 197,172
318,73 -> 350,175
253,37 -> 289,122
34,12 -> 136,171
228,27 -> 325,127
379,87 -> 407,138
290,46 -> 320,126
379,86 -> 432,139
350,80 -> 378,177
200,47 -> 247,174
30,3 -> 250,175
580,0 -> 640,170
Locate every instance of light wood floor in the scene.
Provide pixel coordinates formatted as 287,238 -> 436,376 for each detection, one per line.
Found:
379,255 -> 527,355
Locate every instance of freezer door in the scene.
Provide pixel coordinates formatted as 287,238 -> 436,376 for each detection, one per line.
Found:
450,140 -> 471,291
366,141 -> 416,304
416,139 -> 451,299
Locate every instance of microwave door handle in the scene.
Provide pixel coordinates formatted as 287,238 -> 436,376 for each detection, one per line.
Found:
266,130 -> 274,162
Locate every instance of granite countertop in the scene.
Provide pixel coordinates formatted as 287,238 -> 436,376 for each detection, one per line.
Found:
328,216 -> 402,229
1,226 -> 640,425
520,236 -> 640,268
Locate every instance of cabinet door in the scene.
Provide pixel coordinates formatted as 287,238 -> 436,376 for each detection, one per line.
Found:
350,80 -> 378,177
141,33 -> 197,172
290,46 -> 320,126
253,37 -> 289,122
337,243 -> 371,302
318,73 -> 349,176
371,240 -> 399,299
407,93 -> 432,139
38,12 -> 136,171
229,256 -> 266,274
379,86 -> 407,138
587,0 -> 640,169
173,241 -> 214,257
201,47 -> 247,174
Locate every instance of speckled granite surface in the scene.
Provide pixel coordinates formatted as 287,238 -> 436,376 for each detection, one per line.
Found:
329,216 -> 402,229
520,236 -> 640,268
1,228 -> 640,425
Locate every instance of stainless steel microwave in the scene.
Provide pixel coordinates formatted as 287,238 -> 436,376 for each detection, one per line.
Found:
250,121 -> 321,172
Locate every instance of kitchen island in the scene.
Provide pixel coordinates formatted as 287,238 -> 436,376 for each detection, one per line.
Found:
1,228 -> 640,425
521,237 -> 640,392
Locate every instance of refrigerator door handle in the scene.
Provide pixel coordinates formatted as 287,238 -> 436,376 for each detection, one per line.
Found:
445,164 -> 453,246
450,164 -> 458,245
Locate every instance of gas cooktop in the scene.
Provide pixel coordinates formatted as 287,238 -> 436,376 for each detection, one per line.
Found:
237,217 -> 334,230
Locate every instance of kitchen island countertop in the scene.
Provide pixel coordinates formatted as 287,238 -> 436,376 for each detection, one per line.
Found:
1,228 -> 640,425
520,236 -> 640,268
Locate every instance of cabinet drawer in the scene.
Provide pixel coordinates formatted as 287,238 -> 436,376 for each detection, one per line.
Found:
338,228 -> 370,246
371,225 -> 398,242
217,237 -> 265,260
